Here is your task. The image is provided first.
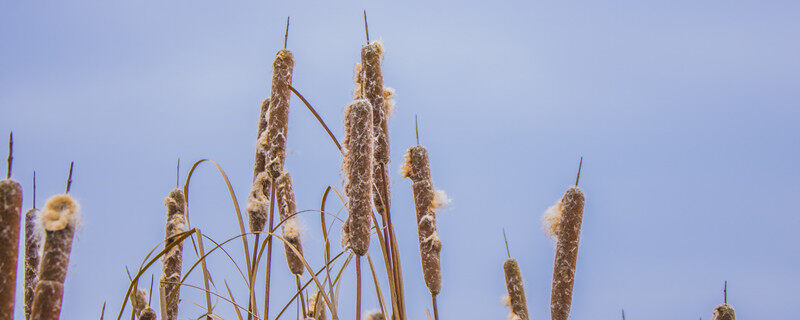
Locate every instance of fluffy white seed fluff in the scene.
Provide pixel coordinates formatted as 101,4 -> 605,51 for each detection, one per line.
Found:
40,194 -> 80,231
432,189 -> 451,211
542,199 -> 563,239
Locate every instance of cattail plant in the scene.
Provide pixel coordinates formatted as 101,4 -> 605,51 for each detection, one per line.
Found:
160,188 -> 186,320
24,173 -> 42,320
259,21 -> 295,319
544,158 -> 586,320
712,282 -> 735,320
0,133 -> 22,320
501,233 -> 529,320
30,164 -> 80,320
276,170 -> 304,275
131,288 -> 148,316
138,307 -> 157,320
401,139 -> 447,320
342,98 -> 374,256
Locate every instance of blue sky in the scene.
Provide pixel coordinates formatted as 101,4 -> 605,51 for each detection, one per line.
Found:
2,1 -> 799,319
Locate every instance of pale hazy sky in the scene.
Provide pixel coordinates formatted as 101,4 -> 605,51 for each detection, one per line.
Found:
2,1 -> 799,319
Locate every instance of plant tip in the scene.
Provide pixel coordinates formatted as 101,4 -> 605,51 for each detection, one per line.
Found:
284,16 -> 290,50
363,10 -> 369,44
66,161 -> 74,193
6,131 -> 12,179
415,115 -> 420,146
575,156 -> 583,186
502,229 -> 511,259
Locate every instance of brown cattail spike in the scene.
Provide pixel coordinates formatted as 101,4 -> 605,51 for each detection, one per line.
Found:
30,194 -> 80,320
503,258 -> 530,320
23,205 -> 41,319
342,99 -> 374,256
307,291 -> 327,320
138,307 -> 157,320
247,99 -> 271,233
259,49 -> 294,180
402,145 -> 443,295
549,185 -> 586,320
0,177 -> 22,319
160,188 -> 186,320
276,171 -> 304,275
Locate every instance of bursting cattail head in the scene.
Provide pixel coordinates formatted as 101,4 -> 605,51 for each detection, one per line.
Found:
503,259 -> 530,320
360,41 -> 390,164
404,144 -> 443,295
712,304 -> 735,320
549,186 -> 586,320
246,172 -> 270,232
277,171 -> 304,275
401,146 -> 431,182
342,99 -> 373,256
260,49 -> 295,179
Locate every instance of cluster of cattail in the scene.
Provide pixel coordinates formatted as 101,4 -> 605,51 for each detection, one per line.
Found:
401,145 -> 444,297
341,98 -> 374,256
160,188 -> 186,320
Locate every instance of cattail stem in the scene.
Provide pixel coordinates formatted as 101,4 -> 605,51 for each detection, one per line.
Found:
431,295 -> 439,320
30,193 -> 80,320
356,256 -> 362,320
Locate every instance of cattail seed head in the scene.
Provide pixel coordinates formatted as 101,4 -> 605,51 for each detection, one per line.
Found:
360,41 -> 390,164
400,146 -> 431,182
712,304 -> 735,320
253,98 -> 270,179
161,189 -> 186,320
131,288 -> 148,315
403,145 -> 443,295
246,172 -> 270,232
503,259 -> 530,320
260,50 -> 294,180
138,307 -> 157,320
366,311 -> 385,320
31,194 -> 80,320
307,290 -> 327,320
277,171 -> 304,275
342,99 -> 374,256
550,186 -> 585,320
0,179 -> 22,319
24,208 -> 42,319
